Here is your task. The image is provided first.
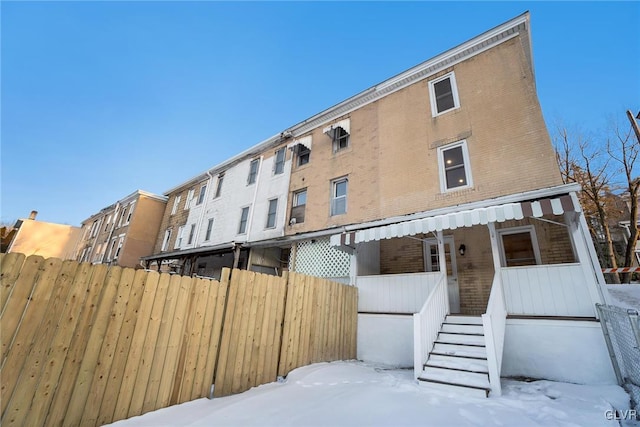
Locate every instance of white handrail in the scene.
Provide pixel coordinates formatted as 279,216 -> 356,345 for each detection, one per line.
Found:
413,273 -> 448,379
482,271 -> 507,396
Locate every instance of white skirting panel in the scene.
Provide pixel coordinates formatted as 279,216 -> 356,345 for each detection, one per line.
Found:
357,314 -> 414,368
501,318 -> 617,385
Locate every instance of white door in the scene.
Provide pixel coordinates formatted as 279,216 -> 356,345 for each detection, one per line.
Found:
424,237 -> 460,313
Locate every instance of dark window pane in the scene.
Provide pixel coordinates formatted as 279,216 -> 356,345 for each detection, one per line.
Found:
434,78 -> 455,113
443,146 -> 463,167
445,166 -> 467,189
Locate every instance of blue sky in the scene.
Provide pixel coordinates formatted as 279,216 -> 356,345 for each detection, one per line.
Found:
2,1 -> 638,226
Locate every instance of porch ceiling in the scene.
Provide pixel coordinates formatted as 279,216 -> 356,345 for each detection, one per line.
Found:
331,195 -> 578,246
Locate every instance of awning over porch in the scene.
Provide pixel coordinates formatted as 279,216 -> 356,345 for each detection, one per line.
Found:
330,195 -> 578,246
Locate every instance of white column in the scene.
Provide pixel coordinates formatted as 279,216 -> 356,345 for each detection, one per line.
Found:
436,230 -> 449,313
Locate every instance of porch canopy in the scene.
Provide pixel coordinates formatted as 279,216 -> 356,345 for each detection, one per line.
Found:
330,194 -> 578,247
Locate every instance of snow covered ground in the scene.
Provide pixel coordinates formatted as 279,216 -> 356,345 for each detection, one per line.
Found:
607,284 -> 640,310
108,361 -> 635,427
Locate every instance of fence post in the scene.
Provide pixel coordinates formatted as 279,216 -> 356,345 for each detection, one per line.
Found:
627,309 -> 640,350
595,304 -> 624,385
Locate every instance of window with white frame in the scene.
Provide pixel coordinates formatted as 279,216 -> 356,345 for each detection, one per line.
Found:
125,202 -> 135,224
290,188 -> 307,224
118,207 -> 127,227
214,174 -> 224,198
248,159 -> 260,185
205,218 -> 214,241
104,215 -> 111,232
171,195 -> 182,215
497,226 -> 541,267
330,177 -> 348,216
185,189 -> 195,210
429,72 -> 460,116
332,127 -> 350,152
266,199 -> 278,229
187,224 -> 196,245
438,140 -> 472,192
297,146 -> 310,167
238,206 -> 250,234
107,238 -> 117,260
196,184 -> 207,205
114,236 -> 125,259
161,228 -> 172,251
274,148 -> 285,175
175,225 -> 185,249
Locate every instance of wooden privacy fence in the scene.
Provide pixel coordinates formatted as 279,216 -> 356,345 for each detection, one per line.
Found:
0,253 -> 357,426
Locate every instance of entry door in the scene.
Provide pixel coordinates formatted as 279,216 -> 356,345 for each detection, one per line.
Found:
424,237 -> 460,313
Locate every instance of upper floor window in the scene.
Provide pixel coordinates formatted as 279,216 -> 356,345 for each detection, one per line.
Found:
125,201 -> 135,224
161,228 -> 172,251
185,189 -> 195,210
333,127 -> 350,152
266,199 -> 278,229
330,177 -> 348,216
215,174 -> 224,198
274,148 -> 286,175
171,195 -> 182,215
297,146 -> 310,166
196,184 -> 207,205
437,140 -> 472,192
205,218 -> 214,241
290,189 -> 307,224
187,224 -> 196,245
175,225 -> 185,249
238,206 -> 250,234
248,159 -> 260,185
429,72 -> 459,116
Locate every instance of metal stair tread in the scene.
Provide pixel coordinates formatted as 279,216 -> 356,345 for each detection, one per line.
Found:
432,343 -> 487,358
437,333 -> 486,345
425,355 -> 489,373
419,366 -> 491,390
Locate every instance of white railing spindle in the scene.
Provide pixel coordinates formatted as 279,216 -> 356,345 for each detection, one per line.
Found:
482,271 -> 507,396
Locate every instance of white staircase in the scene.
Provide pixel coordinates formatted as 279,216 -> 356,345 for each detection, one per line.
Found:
417,315 -> 491,398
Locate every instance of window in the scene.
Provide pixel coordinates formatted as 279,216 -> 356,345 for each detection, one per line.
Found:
266,199 -> 278,229
290,189 -> 307,224
429,72 -> 459,116
438,140 -> 472,192
297,146 -> 310,166
175,225 -> 185,249
214,174 -> 224,198
274,148 -> 286,175
107,239 -> 117,260
114,236 -> 125,259
205,218 -> 214,241
330,178 -> 348,216
161,228 -> 172,251
197,184 -> 207,205
125,202 -> 135,224
333,127 -> 350,152
498,226 -> 541,267
171,195 -> 182,215
104,215 -> 111,231
248,159 -> 260,185
187,224 -> 196,245
238,206 -> 250,234
185,189 -> 195,210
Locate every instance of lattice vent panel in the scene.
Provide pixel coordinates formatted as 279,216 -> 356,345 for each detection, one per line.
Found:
292,237 -> 350,278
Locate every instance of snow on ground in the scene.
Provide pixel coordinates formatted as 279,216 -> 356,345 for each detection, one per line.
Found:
108,361 -> 634,427
607,284 -> 640,310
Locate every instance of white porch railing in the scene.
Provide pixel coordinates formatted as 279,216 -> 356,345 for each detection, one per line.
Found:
482,271 -> 507,396
501,263 -> 594,317
356,272 -> 441,313
413,273 -> 448,379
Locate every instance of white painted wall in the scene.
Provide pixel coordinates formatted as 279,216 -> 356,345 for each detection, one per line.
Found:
356,272 -> 441,313
357,314 -> 413,368
179,150 -> 292,250
501,318 -> 617,385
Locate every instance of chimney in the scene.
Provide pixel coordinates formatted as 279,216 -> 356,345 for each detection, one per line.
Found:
29,210 -> 38,220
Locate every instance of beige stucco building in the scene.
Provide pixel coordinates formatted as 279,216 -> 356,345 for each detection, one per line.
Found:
5,211 -> 82,260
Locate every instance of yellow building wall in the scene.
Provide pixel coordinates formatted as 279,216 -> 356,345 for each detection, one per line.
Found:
8,220 -> 82,260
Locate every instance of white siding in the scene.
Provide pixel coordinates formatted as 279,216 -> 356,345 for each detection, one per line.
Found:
356,272 -> 441,313
178,150 -> 292,250
501,263 -> 595,317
